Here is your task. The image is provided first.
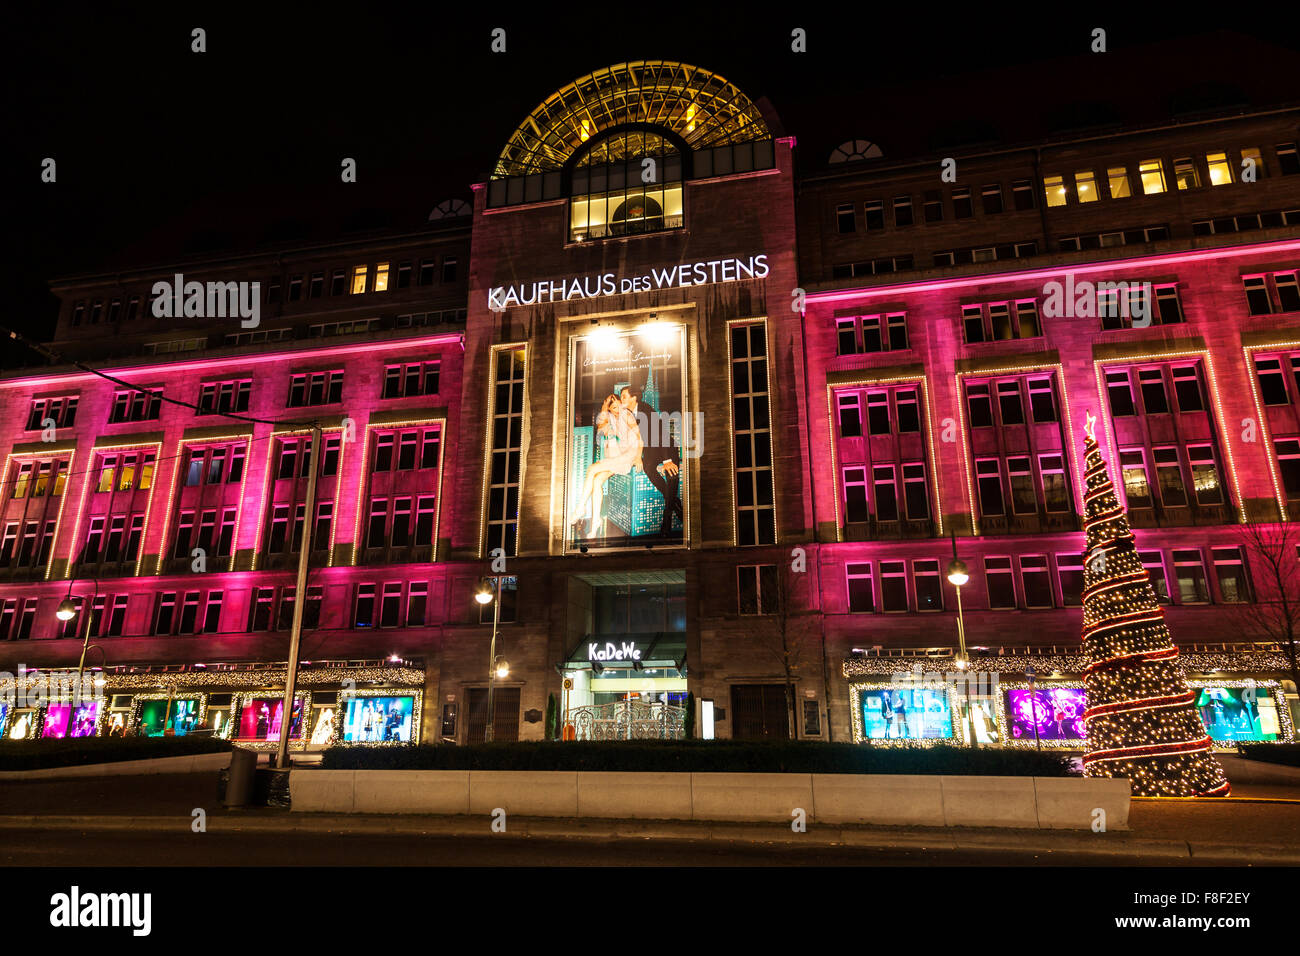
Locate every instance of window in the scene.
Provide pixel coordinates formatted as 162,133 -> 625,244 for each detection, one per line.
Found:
408,582 -> 428,626
981,184 -> 1003,214
997,381 -> 1024,425
1057,553 -> 1085,607
873,466 -> 899,522
1043,175 -> 1067,207
1075,170 -> 1098,203
1154,448 -> 1187,507
1279,143 -> 1300,176
843,467 -> 868,523
893,196 -> 913,226
732,323 -> 775,546
923,190 -> 943,222
1007,456 -> 1035,515
202,592 -> 222,633
1028,377 -> 1056,422
1188,445 -> 1224,505
1154,285 -> 1184,325
846,563 -> 874,612
26,397 -> 78,430
1121,450 -> 1151,508
1244,276 -> 1272,315
874,560 -> 906,612
836,203 -> 855,234
1206,152 -> 1232,186
867,392 -> 890,435
383,361 -> 441,398
1141,551 -> 1171,603
836,317 -> 857,355
1012,179 -> 1034,210
1020,555 -> 1052,607
350,265 -> 369,294
963,305 -> 986,344
1138,367 -> 1168,414
197,379 -> 251,416
951,187 -> 973,219
976,459 -> 1004,516
837,394 -> 861,437
1275,438 -> 1300,497
902,463 -> 928,519
1139,159 -> 1166,194
1277,273 -> 1300,312
913,560 -> 942,611
488,346 -> 526,556
1172,365 -> 1204,412
287,371 -> 344,407
737,564 -> 779,615
109,388 -> 162,423
1212,547 -> 1251,603
1015,300 -> 1041,338
1107,166 -> 1131,198
895,388 -> 919,433
354,584 -> 377,627
248,588 -> 274,631
864,200 -> 885,230
1173,157 -> 1200,190
985,557 -> 1015,608
1173,549 -> 1210,604
966,383 -> 993,427
1106,369 -> 1135,417
990,303 -> 1013,340
1039,454 -> 1069,513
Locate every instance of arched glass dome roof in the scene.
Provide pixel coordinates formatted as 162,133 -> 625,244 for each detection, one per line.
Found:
493,61 -> 769,179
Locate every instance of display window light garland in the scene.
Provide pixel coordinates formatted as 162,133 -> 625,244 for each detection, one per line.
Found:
126,692 -> 208,737
229,690 -> 311,751
324,686 -> 424,747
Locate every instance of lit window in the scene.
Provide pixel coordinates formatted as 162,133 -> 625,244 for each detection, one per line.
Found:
1043,175 -> 1067,207
1173,157 -> 1200,190
1139,159 -> 1166,195
1121,450 -> 1151,509
373,263 -> 390,292
1188,446 -> 1223,506
351,265 -> 368,295
1173,550 -> 1209,604
1108,166 -> 1131,198
1074,170 -> 1098,203
1206,151 -> 1233,186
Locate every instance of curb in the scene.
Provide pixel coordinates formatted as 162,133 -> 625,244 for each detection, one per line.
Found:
2,813 -> 1297,863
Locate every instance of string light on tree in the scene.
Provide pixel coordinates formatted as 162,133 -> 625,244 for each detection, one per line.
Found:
1078,410 -> 1230,797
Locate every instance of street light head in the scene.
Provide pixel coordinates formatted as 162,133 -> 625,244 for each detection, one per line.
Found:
474,586 -> 493,605
494,658 -> 510,680
945,558 -> 969,587
55,598 -> 77,622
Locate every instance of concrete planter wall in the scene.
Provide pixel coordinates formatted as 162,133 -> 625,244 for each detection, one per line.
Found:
1218,754 -> 1300,786
290,770 -> 1130,830
0,750 -> 233,781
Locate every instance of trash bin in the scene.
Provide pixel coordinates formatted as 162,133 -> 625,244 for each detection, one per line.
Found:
223,747 -> 258,807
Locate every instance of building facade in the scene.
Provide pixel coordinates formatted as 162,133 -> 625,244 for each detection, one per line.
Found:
2,62 -> 1298,751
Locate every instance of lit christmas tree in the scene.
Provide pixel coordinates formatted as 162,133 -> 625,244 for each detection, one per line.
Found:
1079,411 -> 1230,797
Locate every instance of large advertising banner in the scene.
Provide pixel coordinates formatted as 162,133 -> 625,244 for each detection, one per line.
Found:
566,325 -> 688,551
1196,686 -> 1282,742
859,687 -> 954,740
1005,688 -> 1088,742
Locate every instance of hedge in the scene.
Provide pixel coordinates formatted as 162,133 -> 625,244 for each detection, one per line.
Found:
1237,742 -> 1300,768
319,739 -> 1075,776
0,736 -> 233,772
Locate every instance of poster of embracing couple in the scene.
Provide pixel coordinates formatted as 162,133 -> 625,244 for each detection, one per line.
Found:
567,326 -> 688,551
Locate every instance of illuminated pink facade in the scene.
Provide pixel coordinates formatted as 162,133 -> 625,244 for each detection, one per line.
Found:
2,64 -> 1298,746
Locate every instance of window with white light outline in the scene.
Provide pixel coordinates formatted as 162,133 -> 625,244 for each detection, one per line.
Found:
485,346 -> 525,558
731,322 -> 775,546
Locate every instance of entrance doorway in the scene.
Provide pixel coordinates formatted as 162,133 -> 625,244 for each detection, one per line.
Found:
730,684 -> 790,739
466,686 -> 520,742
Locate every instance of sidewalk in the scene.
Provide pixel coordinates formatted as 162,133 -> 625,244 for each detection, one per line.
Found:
1,771 -> 1298,864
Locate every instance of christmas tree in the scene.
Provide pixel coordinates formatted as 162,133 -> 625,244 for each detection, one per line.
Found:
1079,412 -> 1230,797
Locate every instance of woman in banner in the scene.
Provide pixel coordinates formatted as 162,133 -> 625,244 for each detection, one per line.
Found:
570,392 -> 643,540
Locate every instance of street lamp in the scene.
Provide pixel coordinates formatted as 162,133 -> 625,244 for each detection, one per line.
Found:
53,579 -> 103,736
946,533 -> 977,748
476,576 -> 504,741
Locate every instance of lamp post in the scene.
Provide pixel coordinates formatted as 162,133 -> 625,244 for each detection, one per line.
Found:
945,533 -> 977,749
56,578 -> 101,736
475,577 -> 509,742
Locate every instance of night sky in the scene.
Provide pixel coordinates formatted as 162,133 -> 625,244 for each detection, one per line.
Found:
5,6 -> 1300,362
